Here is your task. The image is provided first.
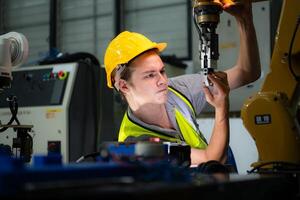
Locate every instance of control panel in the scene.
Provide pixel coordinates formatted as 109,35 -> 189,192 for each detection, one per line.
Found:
0,63 -> 78,162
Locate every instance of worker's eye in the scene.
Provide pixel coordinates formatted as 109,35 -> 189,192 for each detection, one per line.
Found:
160,69 -> 165,74
144,73 -> 155,79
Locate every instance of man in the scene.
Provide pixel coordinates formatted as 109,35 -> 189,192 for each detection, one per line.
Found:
104,0 -> 260,166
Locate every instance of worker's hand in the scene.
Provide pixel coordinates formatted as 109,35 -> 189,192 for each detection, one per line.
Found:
202,71 -> 229,110
220,0 -> 253,22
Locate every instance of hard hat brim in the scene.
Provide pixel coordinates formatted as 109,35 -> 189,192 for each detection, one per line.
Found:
156,42 -> 167,52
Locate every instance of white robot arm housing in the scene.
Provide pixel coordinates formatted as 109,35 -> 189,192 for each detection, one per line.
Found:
0,32 -> 29,90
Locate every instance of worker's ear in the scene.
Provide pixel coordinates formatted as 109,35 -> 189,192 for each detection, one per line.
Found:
118,79 -> 129,94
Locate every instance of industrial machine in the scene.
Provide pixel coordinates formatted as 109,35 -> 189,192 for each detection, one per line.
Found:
0,61 -> 102,163
241,0 -> 300,171
0,32 -> 111,164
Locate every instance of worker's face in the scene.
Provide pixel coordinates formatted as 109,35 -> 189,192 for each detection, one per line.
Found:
121,50 -> 168,106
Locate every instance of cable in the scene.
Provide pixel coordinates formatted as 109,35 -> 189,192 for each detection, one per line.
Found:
0,95 -> 20,132
288,15 -> 300,81
8,96 -> 20,125
193,10 -> 202,36
247,161 -> 300,174
76,152 -> 100,163
197,160 -> 230,174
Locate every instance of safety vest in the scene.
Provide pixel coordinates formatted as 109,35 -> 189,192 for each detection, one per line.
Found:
118,86 -> 208,149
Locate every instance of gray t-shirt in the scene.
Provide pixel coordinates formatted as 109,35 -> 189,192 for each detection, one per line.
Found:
125,72 -> 207,141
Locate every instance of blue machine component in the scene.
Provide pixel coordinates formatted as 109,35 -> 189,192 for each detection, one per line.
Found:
32,154 -> 63,167
0,153 -> 191,196
0,142 -> 241,197
105,142 -> 136,157
0,144 -> 12,156
101,142 -> 191,166
0,150 -> 298,199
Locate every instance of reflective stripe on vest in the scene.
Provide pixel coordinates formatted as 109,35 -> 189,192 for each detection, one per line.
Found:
174,108 -> 207,149
118,112 -> 181,143
118,86 -> 207,149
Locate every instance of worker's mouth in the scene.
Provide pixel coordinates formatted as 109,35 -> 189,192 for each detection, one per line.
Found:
157,88 -> 167,93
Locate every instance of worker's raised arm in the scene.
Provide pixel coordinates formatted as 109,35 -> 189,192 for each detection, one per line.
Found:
191,71 -> 230,165
223,0 -> 261,89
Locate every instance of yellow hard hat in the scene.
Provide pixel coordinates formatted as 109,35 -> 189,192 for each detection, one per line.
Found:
104,31 -> 167,88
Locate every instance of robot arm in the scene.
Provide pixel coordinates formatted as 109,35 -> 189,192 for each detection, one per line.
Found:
241,0 -> 300,170
192,0 -> 265,87
193,0 -> 300,171
193,0 -> 222,86
0,32 -> 29,91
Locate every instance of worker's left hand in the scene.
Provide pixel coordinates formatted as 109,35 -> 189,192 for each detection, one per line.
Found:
220,0 -> 253,22
202,71 -> 230,110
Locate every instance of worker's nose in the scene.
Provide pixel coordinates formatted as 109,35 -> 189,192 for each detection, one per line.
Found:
157,72 -> 167,86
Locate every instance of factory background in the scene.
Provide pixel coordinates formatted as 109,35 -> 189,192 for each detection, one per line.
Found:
0,0 -> 284,173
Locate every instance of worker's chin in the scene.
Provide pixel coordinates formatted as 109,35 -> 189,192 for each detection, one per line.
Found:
155,94 -> 167,104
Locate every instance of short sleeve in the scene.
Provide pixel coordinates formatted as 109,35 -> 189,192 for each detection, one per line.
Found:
168,73 -> 207,115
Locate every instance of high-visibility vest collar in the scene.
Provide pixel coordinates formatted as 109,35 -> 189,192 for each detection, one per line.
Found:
118,86 -> 207,149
